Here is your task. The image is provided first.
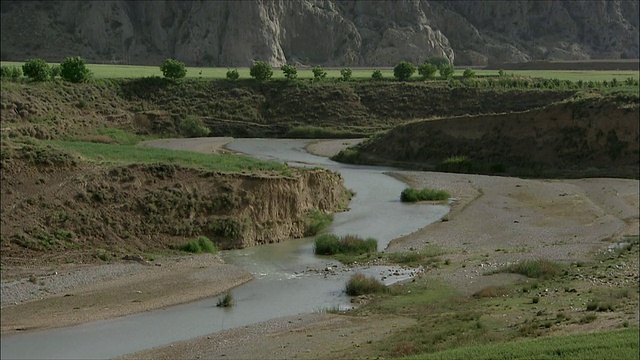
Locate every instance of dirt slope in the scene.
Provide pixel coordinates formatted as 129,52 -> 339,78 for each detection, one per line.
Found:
335,94 -> 639,178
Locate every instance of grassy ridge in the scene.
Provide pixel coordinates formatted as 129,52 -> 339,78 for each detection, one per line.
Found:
44,140 -> 288,173
402,327 -> 639,360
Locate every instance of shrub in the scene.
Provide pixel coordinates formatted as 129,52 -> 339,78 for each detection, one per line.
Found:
281,64 -> 298,80
216,292 -> 234,307
160,58 -> 187,79
179,116 -> 210,138
438,156 -> 472,173
400,187 -> 450,202
345,273 -> 387,296
226,69 -> 239,80
393,61 -> 415,81
314,234 -> 377,255
498,259 -> 564,279
250,61 -> 273,82
22,58 -> 50,81
312,65 -> 327,81
498,69 -> 506,77
314,234 -> 340,255
426,56 -> 450,69
418,63 -> 438,79
196,235 -> 217,253
305,210 -> 333,235
340,68 -> 352,81
174,236 -> 217,254
371,69 -> 383,80
439,65 -> 455,79
0,65 -> 22,81
59,56 -> 91,83
463,68 -> 476,78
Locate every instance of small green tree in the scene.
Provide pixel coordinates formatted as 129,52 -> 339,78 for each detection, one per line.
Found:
498,69 -> 506,77
462,68 -> 476,78
281,64 -> 298,80
179,116 -> 210,138
22,58 -> 50,82
340,68 -> 352,81
426,56 -> 450,69
226,69 -> 239,80
371,69 -> 383,80
418,63 -> 438,79
312,65 -> 327,81
393,61 -> 415,81
60,56 -> 91,83
160,58 -> 187,79
439,65 -> 455,79
250,61 -> 273,82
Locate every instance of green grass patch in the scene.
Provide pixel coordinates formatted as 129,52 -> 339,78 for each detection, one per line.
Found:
285,126 -> 365,139
305,210 -> 333,235
493,259 -> 565,279
437,156 -> 473,173
43,140 -> 288,173
401,327 -> 639,360
314,234 -> 377,255
384,246 -> 446,266
400,187 -> 450,202
172,236 -> 218,254
345,273 -> 388,296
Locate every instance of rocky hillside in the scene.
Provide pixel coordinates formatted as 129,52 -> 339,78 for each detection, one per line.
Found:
334,94 -> 640,178
1,0 -> 637,67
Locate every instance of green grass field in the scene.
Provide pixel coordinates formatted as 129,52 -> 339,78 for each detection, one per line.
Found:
2,61 -> 637,82
402,327 -> 639,360
43,140 -> 289,173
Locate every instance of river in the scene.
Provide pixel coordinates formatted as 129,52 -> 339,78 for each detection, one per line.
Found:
0,138 -> 448,360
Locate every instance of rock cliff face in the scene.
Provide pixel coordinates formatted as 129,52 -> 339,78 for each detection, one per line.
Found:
1,0 -> 637,67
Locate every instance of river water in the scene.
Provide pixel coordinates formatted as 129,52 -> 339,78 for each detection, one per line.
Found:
0,139 -> 448,360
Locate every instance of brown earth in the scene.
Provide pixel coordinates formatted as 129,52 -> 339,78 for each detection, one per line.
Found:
335,94 -> 640,179
1,79 -> 638,357
1,138 -> 637,358
123,140 -> 639,359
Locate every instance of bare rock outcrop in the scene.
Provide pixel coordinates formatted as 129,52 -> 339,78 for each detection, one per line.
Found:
0,1 -> 638,67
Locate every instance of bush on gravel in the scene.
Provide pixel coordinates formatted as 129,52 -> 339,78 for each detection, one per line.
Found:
345,273 -> 388,296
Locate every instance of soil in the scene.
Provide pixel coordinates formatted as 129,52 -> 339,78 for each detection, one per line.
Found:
1,78 -> 638,358
3,138 -> 635,359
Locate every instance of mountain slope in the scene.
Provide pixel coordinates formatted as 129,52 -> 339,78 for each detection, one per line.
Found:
1,0 -> 637,67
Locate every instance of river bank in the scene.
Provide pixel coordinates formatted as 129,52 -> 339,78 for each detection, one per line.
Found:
2,138 -> 637,359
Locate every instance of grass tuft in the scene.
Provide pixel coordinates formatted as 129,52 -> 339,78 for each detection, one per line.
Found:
345,273 -> 388,296
314,234 -> 377,255
172,236 -> 218,254
401,187 -> 450,202
216,292 -> 235,307
494,259 -> 565,279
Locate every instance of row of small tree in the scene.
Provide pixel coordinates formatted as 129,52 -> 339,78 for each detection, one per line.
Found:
1,57 -> 91,83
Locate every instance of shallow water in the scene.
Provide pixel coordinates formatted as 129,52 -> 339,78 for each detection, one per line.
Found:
0,139 -> 448,360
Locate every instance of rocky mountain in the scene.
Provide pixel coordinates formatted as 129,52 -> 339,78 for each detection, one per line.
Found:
0,0 -> 638,67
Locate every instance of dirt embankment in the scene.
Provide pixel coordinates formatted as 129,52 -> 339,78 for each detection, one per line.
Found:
336,94 -> 639,178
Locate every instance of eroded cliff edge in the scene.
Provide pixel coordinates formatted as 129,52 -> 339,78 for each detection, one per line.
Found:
0,150 -> 352,267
